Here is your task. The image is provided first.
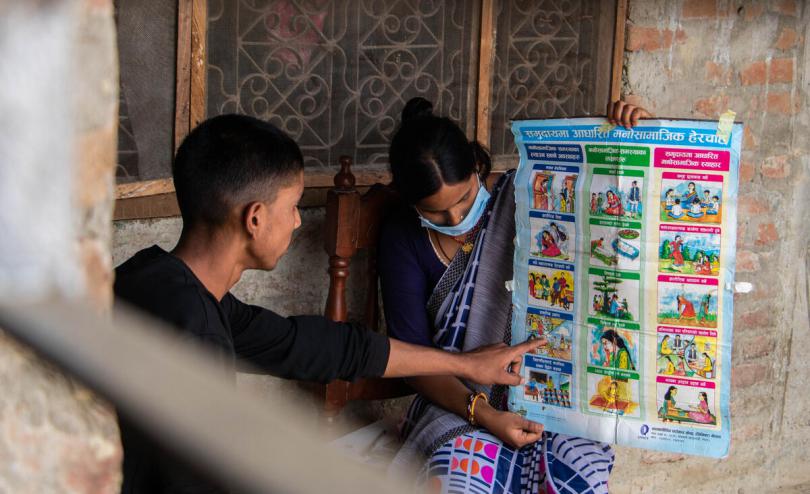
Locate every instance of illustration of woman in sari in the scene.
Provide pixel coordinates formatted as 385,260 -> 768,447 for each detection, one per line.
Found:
659,386 -> 688,421
687,392 -> 716,424
693,352 -> 714,378
660,334 -> 673,356
684,181 -> 697,202
600,329 -> 635,370
677,294 -> 697,322
539,230 -> 561,257
671,235 -> 685,271
604,190 -> 624,216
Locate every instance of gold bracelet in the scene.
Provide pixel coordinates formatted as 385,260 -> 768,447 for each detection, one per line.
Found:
467,392 -> 488,426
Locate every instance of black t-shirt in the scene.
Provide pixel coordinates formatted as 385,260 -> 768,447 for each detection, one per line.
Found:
114,246 -> 390,493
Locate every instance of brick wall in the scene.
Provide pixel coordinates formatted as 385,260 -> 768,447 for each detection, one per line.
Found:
612,1 -> 810,491
0,1 -> 121,492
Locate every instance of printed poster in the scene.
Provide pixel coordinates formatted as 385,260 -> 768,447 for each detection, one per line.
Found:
509,118 -> 741,458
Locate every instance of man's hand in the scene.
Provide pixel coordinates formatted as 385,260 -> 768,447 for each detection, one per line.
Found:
458,338 -> 546,386
607,100 -> 652,129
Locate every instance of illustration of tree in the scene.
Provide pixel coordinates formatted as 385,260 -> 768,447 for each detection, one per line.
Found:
709,253 -> 719,263
660,239 -> 672,259
593,272 -> 624,317
682,244 -> 692,262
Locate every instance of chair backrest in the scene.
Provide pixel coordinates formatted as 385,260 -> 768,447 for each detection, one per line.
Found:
318,156 -> 411,423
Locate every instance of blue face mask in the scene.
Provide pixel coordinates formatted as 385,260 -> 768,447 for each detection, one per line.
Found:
418,178 -> 491,237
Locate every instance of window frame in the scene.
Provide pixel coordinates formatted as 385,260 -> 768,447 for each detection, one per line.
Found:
114,0 -> 627,220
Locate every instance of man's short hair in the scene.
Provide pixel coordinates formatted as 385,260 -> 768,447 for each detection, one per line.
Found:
173,114 -> 304,227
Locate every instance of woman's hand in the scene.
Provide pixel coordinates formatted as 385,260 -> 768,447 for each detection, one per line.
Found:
607,100 -> 651,129
477,404 -> 544,449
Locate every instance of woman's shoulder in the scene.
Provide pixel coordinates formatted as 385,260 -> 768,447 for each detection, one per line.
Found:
380,205 -> 422,243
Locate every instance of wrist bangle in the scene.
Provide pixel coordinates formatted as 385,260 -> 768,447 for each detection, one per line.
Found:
466,392 -> 488,426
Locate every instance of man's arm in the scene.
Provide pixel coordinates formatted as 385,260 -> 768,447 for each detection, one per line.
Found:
384,338 -> 543,386
227,295 -> 540,385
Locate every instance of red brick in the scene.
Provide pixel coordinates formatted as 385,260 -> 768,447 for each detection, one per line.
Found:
740,60 -> 766,85
761,155 -> 789,178
738,197 -> 770,215
626,25 -> 687,52
768,58 -> 794,83
765,91 -> 799,114
739,334 -> 776,359
693,95 -> 729,118
755,223 -> 779,246
744,3 -> 765,20
743,126 -> 758,150
736,222 -> 748,245
736,250 -> 761,272
775,27 -> 800,50
732,362 -> 770,389
705,61 -> 732,85
738,309 -> 769,329
739,160 -> 755,183
682,0 -> 720,18
771,0 -> 798,16
734,422 -> 764,441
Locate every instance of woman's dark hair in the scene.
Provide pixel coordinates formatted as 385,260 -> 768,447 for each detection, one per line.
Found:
600,329 -> 636,370
389,97 -> 491,204
665,386 -> 677,400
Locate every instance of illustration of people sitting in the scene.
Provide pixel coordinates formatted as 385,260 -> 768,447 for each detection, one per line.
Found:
603,381 -> 619,412
604,190 -> 624,216
589,376 -> 636,415
658,386 -> 689,422
708,195 -> 720,215
660,334 -> 673,356
684,182 -> 698,202
664,188 -> 675,210
687,197 -> 704,218
694,252 -> 713,275
687,392 -> 716,424
669,198 -> 684,218
689,352 -> 714,379
525,378 -> 541,402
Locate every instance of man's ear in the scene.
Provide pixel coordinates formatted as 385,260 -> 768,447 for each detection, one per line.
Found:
243,201 -> 265,239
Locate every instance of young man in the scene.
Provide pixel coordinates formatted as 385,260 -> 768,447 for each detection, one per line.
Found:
115,114 -> 539,493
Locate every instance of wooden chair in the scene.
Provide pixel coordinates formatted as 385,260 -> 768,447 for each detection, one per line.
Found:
315,156 -> 413,424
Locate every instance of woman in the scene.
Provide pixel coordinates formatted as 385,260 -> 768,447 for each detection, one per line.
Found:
538,230 -> 561,257
677,294 -> 697,321
600,329 -> 635,370
379,97 -> 648,493
687,392 -> 715,424
659,386 -> 685,421
695,353 -> 714,378
549,222 -> 568,255
671,235 -> 685,271
660,334 -> 673,356
604,190 -> 624,216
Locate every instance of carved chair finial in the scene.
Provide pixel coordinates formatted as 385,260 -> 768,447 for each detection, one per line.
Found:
334,156 -> 356,189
